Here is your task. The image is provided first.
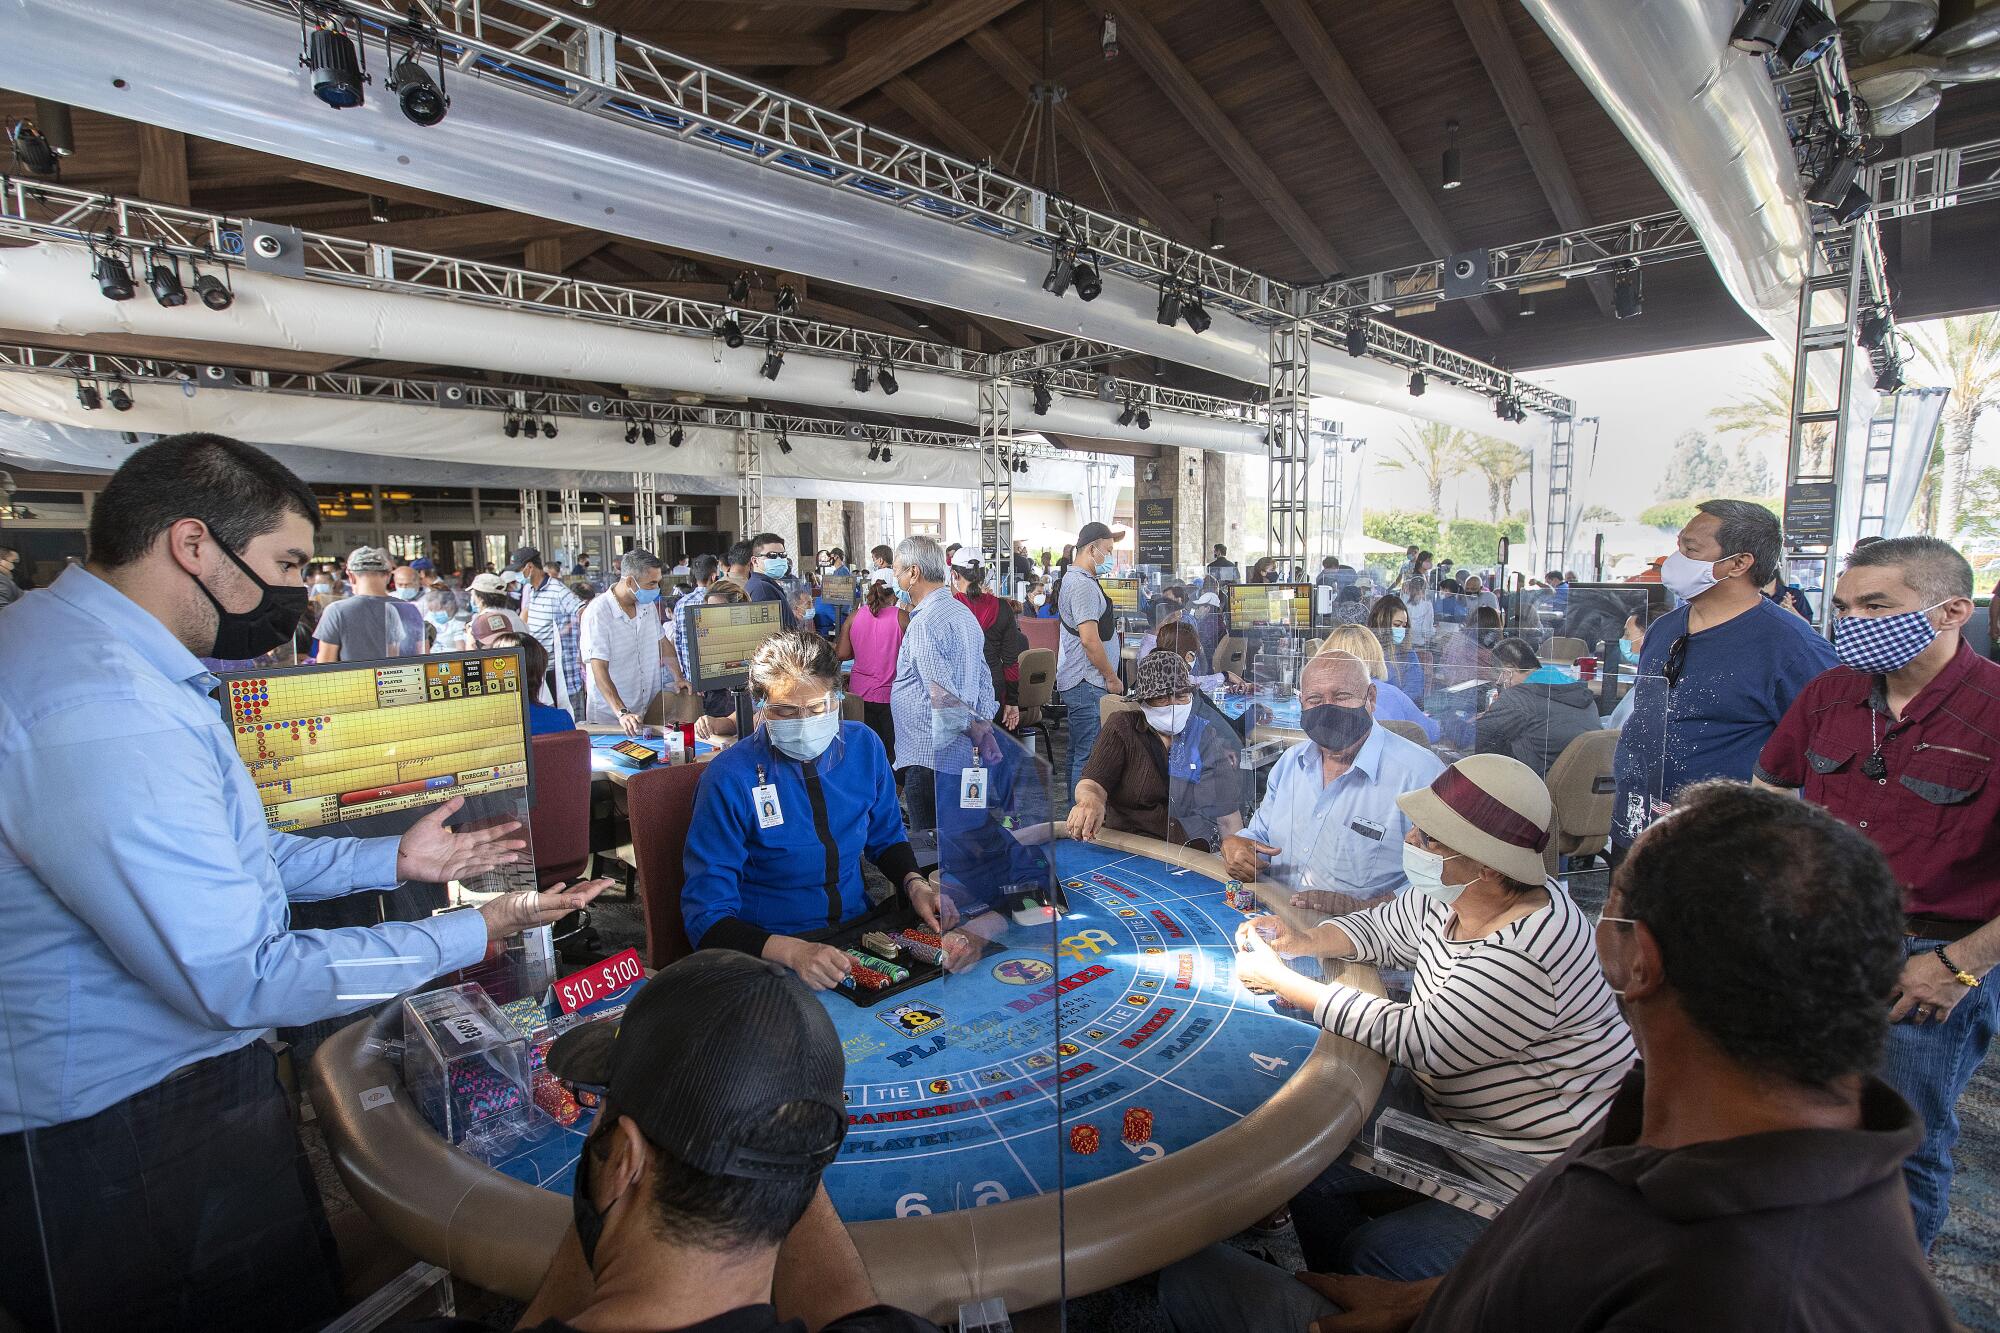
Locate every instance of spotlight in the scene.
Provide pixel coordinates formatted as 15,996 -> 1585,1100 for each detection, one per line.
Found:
368,194 -> 392,224
1118,400 -> 1137,427
669,426 -> 684,448
146,250 -> 186,308
523,415 -> 540,439
1181,288 -> 1211,335
1136,407 -> 1151,430
1776,1 -> 1838,67
94,251 -> 134,301
1858,310 -> 1889,350
1073,255 -> 1102,302
761,338 -> 785,381
1156,281 -> 1182,328
624,420 -> 639,444
108,384 -> 132,412
389,53 -> 448,127
1344,322 -> 1367,357
1441,119 -> 1462,190
1732,0 -> 1835,65
728,272 -> 751,303
1830,182 -> 1872,226
76,381 -> 101,411
880,446 -> 892,462
1613,266 -> 1643,320
1518,290 -> 1536,317
854,364 -> 872,393
641,423 -> 657,446
775,284 -> 799,315
542,417 -> 558,439
1043,242 -> 1078,298
1208,192 -> 1226,252
868,443 -> 882,461
192,270 -> 233,311
1808,145 -> 1863,210
1016,456 -> 1030,474
1408,371 -> 1426,398
1495,394 -> 1511,420
305,23 -> 367,109
877,364 -> 898,395
776,431 -> 793,455
1875,359 -> 1905,394
504,414 -> 520,439
8,120 -> 58,176
718,317 -> 745,349
1031,374 -> 1052,415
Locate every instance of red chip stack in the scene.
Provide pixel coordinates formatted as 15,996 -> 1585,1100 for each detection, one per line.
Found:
1121,1106 -> 1154,1144
1069,1123 -> 1100,1155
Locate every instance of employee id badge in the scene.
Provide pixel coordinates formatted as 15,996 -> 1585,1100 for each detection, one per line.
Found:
960,767 -> 989,809
752,783 -> 784,829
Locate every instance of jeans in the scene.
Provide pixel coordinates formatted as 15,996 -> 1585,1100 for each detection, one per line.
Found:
1880,934 -> 2000,1252
1158,1242 -> 1339,1333
1060,679 -> 1106,799
1288,1068 -> 1490,1279
903,763 -> 936,835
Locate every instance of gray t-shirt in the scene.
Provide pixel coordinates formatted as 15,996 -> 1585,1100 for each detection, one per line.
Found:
1055,572 -> 1115,692
316,594 -> 425,661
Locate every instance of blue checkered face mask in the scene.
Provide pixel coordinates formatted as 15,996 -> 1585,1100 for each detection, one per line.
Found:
1833,601 -> 1947,673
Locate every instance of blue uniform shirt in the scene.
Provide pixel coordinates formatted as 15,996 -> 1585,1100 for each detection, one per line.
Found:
681,721 -> 910,950
1611,596 -> 1836,846
1245,723 -> 1445,900
0,568 -> 487,1133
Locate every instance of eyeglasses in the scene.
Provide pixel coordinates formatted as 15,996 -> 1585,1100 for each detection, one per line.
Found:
1662,633 -> 1690,689
763,691 -> 842,722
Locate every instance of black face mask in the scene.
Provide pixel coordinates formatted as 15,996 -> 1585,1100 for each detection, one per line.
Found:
571,1130 -> 609,1270
187,535 -> 308,660
1302,703 -> 1371,755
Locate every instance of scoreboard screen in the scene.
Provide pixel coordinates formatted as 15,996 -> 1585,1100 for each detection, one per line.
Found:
821,573 -> 858,608
218,649 -> 532,833
1099,577 -> 1141,614
686,599 -> 784,691
1225,583 -> 1312,629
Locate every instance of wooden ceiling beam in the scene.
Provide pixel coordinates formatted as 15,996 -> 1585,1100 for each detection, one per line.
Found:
789,0 -> 1030,109
962,27 -> 1198,241
1092,0 -> 1347,279
1254,0 -> 1503,337
879,74 -> 996,164
1449,0 -> 1616,319
135,126 -> 189,206
654,0 -> 917,10
623,30 -> 845,67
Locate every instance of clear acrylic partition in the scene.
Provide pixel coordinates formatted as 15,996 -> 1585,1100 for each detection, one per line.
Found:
0,647 -> 558,1329
919,694 -> 1063,1326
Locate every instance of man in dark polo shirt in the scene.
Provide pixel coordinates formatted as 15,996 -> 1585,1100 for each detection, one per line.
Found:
1754,535 -> 2000,1252
1278,783 -> 1950,1333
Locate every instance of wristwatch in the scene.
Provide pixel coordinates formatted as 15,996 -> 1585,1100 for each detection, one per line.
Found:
1936,944 -> 1982,988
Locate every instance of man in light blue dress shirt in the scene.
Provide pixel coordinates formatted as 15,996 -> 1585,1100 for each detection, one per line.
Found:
1223,652 -> 1444,902
0,434 -> 605,1332
888,535 -> 997,833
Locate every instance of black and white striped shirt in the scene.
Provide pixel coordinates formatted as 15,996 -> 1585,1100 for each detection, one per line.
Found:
1316,882 -> 1635,1161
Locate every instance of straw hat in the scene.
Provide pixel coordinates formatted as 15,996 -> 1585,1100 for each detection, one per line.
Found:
1395,753 -> 1552,886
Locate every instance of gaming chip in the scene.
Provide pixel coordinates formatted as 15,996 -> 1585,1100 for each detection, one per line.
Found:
845,948 -> 909,984
1125,995 -> 1147,1006
1085,1029 -> 1108,1041
1122,1107 -> 1155,1145
1057,1041 -> 1081,1058
892,930 -> 947,965
842,961 -> 891,991
1069,1124 -> 1100,1155
928,1078 -> 952,1095
532,1070 -> 581,1127
861,931 -> 902,959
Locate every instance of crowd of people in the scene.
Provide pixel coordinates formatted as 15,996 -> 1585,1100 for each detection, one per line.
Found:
0,433 -> 1994,1333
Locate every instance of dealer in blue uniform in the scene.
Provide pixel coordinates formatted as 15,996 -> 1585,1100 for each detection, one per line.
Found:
683,630 -> 949,990
0,434 -> 605,1333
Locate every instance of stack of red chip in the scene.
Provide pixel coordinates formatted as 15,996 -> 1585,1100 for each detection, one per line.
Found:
1122,1106 -> 1154,1144
1069,1124 -> 1100,1155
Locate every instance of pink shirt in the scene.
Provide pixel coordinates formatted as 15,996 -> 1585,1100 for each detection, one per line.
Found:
847,604 -> 903,703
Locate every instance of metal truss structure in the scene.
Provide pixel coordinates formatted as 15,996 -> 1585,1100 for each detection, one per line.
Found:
1868,136 -> 2000,220
976,377 -> 1014,594
517,486 -> 544,550
631,471 -> 660,553
736,427 -> 763,536
1265,319 -> 1311,580
554,487 -> 585,562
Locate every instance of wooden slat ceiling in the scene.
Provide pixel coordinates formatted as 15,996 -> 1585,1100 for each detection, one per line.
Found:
7,0 -> 2000,398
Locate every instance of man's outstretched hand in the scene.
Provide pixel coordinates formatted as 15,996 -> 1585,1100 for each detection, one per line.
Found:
396,797 -> 527,883
478,879 -> 613,943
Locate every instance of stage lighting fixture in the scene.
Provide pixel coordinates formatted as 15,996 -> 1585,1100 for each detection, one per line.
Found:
669,426 -> 684,448
641,423 -> 657,446
305,23 -> 367,109
1831,183 -> 1872,225
1613,267 -> 1643,320
868,443 -> 882,461
8,120 -> 57,176
94,251 -> 134,302
1875,360 -> 1904,394
1441,119 -> 1462,190
1073,255 -> 1103,302
1345,322 -> 1367,358
718,317 -> 746,349
1136,407 -> 1151,430
877,364 -> 898,395
1408,371 -> 1426,398
1156,282 -> 1182,328
775,284 -> 799,315
1118,400 -> 1137,427
761,338 -> 785,381
389,53 -> 448,127
504,414 -> 520,438
880,446 -> 892,462
542,417 -> 558,439
624,420 -> 639,444
106,383 -> 132,412
1043,242 -> 1078,298
1858,310 -> 1889,350
76,381 -> 101,411
854,364 -> 872,393
192,270 -> 233,311
1730,0 -> 1797,52
1031,374 -> 1052,415
1208,193 -> 1226,252
1495,395 -> 1511,420
1808,145 -> 1863,209
1181,289 -> 1211,334
526,415 -> 544,439
776,431 -> 793,455
1776,1 -> 1837,68
728,272 -> 751,303
146,251 -> 186,308
1519,291 -> 1536,317
369,195 -> 392,224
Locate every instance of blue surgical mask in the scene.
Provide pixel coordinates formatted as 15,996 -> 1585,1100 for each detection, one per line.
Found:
1619,637 -> 1639,659
1390,626 -> 1408,645
1096,557 -> 1116,576
310,582 -> 332,596
767,709 -> 841,762
634,586 -> 661,605
393,587 -> 422,601
1402,842 -> 1469,906
761,556 -> 790,579
427,610 -> 451,627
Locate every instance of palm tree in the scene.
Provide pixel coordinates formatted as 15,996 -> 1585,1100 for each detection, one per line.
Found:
1906,314 -> 2000,540
1579,504 -> 1623,524
1467,437 -> 1531,523
1377,422 -> 1472,513
1708,350 -> 1810,468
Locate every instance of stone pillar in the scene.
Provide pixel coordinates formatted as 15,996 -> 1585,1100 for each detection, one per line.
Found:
1136,446 -> 1207,575
749,495 -> 797,554
1201,451 -> 1247,566
841,501 -> 866,563
811,499 -> 846,561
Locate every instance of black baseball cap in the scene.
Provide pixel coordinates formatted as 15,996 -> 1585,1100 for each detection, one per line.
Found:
1076,521 -> 1126,549
507,546 -> 543,572
546,951 -> 846,1180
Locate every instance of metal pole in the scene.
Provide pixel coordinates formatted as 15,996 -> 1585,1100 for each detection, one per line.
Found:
977,375 -> 1015,594
1266,313 -> 1310,580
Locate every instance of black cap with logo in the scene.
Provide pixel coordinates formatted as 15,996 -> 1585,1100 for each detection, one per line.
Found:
546,950 -> 847,1180
506,546 -> 543,572
1075,521 -> 1126,550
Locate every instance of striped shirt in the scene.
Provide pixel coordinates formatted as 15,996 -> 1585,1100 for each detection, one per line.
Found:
1316,882 -> 1634,1162
520,575 -> 584,710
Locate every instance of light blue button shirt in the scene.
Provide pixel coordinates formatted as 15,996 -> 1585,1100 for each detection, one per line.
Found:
0,567 -> 487,1132
1244,723 -> 1445,900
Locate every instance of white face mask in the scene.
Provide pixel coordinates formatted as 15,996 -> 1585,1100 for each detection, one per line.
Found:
1142,701 -> 1192,736
1402,841 -> 1471,906
1660,549 -> 1732,601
